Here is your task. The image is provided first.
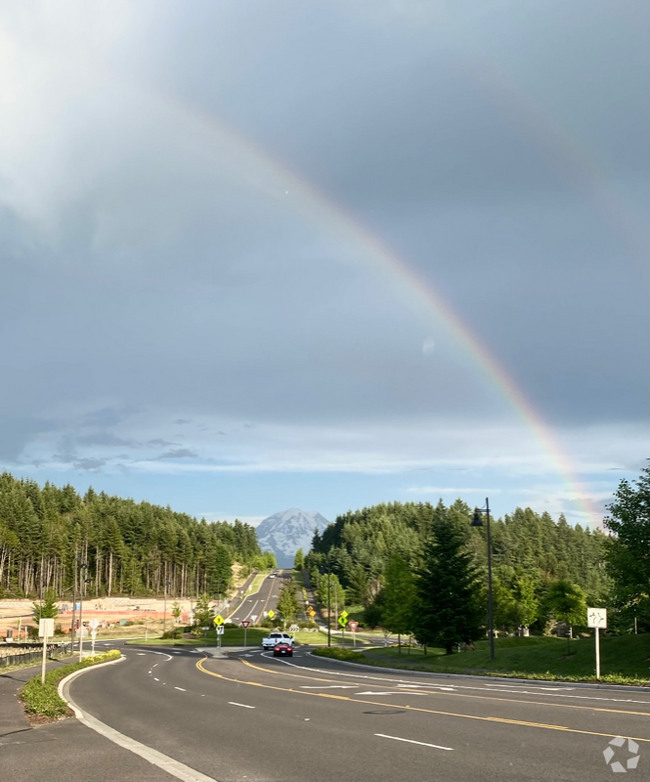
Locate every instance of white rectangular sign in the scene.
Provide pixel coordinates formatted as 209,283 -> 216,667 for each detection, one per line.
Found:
216,625 -> 224,635
39,618 -> 54,638
587,607 -> 607,629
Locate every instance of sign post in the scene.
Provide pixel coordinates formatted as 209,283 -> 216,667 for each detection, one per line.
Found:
89,619 -> 100,656
241,620 -> 250,648
214,615 -> 224,650
338,612 -> 348,645
587,607 -> 607,679
348,620 -> 358,647
39,618 -> 54,684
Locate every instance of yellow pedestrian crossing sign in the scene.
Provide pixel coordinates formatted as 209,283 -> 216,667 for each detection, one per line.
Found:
338,615 -> 348,627
214,615 -> 224,626
268,610 -> 275,620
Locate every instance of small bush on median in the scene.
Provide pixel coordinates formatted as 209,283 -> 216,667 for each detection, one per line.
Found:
21,650 -> 121,718
312,647 -> 366,663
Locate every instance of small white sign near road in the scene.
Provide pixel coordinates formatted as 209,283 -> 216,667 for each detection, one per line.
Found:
39,618 -> 54,638
587,608 -> 607,629
89,619 -> 100,631
216,625 -> 224,635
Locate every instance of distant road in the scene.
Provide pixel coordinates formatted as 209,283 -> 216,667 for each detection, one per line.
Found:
226,569 -> 286,625
67,638 -> 650,781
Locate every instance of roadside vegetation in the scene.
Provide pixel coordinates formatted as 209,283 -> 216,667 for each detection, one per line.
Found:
20,650 -> 121,718
313,634 -> 650,685
304,464 -> 650,671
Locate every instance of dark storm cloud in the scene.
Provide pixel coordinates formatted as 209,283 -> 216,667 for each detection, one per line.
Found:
0,0 -> 647,476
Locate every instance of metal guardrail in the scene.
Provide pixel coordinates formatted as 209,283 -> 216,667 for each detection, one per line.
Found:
0,643 -> 71,668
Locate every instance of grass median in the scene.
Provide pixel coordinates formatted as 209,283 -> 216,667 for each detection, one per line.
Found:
20,650 -> 121,719
313,634 -> 650,686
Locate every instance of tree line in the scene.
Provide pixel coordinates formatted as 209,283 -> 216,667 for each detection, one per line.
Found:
0,472 -> 273,600
305,467 -> 649,650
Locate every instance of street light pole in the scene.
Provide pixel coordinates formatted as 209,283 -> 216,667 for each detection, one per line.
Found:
70,549 -> 77,654
78,563 -> 88,662
163,579 -> 170,635
327,562 -> 331,648
472,498 -> 495,661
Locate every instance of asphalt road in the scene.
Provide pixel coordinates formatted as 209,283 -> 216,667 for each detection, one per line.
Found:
226,570 -> 286,626
69,639 -> 650,782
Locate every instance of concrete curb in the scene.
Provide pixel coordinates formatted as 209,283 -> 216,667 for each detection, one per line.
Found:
306,652 -> 650,693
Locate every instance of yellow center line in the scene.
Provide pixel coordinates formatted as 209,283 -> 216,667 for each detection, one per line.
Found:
194,658 -> 649,743
238,657 -> 649,718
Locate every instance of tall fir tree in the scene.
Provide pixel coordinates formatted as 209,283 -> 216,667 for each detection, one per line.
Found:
415,519 -> 482,654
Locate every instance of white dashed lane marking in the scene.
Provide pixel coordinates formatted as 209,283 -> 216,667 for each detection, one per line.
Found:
375,734 -> 453,751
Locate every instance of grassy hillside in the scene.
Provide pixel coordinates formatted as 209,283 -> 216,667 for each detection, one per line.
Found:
360,634 -> 650,683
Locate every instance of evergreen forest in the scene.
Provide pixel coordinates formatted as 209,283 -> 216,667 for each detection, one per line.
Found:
0,472 -> 272,600
306,473 -> 649,644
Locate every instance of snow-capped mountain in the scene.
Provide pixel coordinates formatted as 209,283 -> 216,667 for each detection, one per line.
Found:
256,508 -> 330,567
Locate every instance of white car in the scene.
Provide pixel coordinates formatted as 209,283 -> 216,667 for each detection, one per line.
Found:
262,632 -> 294,650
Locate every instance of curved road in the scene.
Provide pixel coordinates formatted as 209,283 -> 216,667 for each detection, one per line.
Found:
68,639 -> 649,782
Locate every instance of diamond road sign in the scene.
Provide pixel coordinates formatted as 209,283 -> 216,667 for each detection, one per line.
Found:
340,610 -> 348,619
268,610 -> 275,620
214,615 -> 224,626
338,616 -> 348,627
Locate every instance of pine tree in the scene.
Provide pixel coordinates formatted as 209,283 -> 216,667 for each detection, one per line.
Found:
193,594 -> 214,627
415,519 -> 482,654
381,554 -> 416,652
294,548 -> 304,571
32,588 -> 59,621
277,582 -> 300,626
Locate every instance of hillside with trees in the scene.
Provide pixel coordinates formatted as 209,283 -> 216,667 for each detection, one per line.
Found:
305,486 -> 645,645
0,472 -> 272,600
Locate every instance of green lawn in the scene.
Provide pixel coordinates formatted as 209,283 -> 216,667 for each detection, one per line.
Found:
358,634 -> 650,683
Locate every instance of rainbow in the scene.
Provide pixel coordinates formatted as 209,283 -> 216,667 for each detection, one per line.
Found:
149,89 -> 612,527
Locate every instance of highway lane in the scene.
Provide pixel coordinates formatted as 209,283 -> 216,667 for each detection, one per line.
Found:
227,570 -> 287,626
68,642 -> 649,782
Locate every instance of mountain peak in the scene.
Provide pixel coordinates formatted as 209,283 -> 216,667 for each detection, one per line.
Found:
256,508 -> 329,567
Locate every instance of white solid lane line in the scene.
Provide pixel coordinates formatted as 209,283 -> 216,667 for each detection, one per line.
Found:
228,702 -> 255,709
375,734 -> 454,751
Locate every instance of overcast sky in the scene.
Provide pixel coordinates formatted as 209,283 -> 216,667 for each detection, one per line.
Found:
1,0 -> 647,528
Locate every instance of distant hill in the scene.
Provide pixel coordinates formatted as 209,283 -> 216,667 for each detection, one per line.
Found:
256,508 -> 330,568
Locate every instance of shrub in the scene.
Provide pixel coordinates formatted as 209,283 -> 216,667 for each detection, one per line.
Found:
21,650 -> 121,718
312,647 -> 366,663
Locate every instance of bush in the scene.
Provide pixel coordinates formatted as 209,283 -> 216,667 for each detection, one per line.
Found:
312,647 -> 366,663
21,650 -> 121,718
161,628 -> 182,639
